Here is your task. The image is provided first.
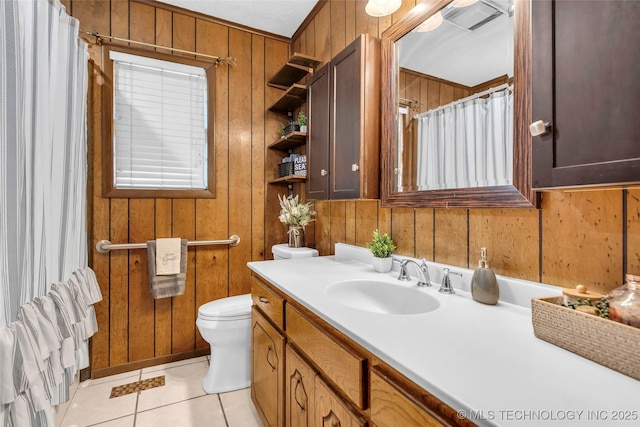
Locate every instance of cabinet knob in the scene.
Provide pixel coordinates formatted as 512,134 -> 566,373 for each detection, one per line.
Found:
351,164 -> 359,172
320,169 -> 328,176
529,120 -> 550,136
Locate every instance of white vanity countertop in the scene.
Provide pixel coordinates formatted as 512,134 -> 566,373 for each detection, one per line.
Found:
248,250 -> 640,427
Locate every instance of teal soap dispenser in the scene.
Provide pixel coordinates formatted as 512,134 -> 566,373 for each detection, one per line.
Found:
471,247 -> 499,305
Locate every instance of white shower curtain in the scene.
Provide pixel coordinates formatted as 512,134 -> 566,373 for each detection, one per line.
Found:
416,86 -> 513,190
0,0 -> 88,327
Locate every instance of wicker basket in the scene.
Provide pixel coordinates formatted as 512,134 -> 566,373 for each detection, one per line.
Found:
531,296 -> 640,380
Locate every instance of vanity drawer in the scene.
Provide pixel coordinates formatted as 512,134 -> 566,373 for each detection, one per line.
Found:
252,275 -> 285,330
285,305 -> 365,409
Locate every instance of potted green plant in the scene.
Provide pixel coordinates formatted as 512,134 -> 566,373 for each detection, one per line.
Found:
366,229 -> 396,272
298,111 -> 308,133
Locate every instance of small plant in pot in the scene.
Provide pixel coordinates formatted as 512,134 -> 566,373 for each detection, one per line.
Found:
298,111 -> 308,133
367,229 -> 396,273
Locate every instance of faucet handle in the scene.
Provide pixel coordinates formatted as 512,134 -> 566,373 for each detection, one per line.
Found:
397,260 -> 411,281
439,267 -> 461,294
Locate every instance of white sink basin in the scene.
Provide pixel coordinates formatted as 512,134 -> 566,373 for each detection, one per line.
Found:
326,279 -> 440,315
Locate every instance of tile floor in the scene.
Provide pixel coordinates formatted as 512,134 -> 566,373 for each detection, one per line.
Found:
56,356 -> 263,427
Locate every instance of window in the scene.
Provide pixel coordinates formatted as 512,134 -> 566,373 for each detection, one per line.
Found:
102,45 -> 215,198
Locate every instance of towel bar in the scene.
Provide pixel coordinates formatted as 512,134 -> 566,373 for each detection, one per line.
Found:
95,235 -> 240,254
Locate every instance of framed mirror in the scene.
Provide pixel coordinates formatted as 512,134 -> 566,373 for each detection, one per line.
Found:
380,0 -> 537,208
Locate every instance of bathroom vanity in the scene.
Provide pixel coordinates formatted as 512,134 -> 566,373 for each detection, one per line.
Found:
248,246 -> 640,427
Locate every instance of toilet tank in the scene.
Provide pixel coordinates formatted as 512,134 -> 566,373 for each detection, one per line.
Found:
272,244 -> 319,260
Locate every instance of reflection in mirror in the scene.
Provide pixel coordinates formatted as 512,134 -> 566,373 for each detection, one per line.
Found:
394,0 -> 514,193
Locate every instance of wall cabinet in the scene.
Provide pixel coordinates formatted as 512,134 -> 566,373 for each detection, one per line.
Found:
250,272 -> 474,427
531,0 -> 640,189
306,34 -> 380,200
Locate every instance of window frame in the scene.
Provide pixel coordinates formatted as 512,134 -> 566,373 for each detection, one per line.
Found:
101,44 -> 216,198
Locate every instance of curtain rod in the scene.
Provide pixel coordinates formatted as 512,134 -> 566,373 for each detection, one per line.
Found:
80,31 -> 236,67
414,83 -> 512,119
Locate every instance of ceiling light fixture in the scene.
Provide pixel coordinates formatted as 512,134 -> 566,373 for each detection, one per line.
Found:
453,0 -> 479,7
415,11 -> 444,32
365,0 -> 402,17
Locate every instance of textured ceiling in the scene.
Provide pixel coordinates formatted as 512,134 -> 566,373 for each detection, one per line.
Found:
157,0 -> 319,38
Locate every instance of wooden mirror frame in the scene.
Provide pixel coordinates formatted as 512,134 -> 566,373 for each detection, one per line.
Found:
380,0 -> 538,209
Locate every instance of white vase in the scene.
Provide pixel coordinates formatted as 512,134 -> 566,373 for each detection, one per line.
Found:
372,256 -> 393,273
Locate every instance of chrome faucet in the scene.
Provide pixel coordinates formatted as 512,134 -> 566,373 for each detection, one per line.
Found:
397,258 -> 431,287
439,268 -> 462,294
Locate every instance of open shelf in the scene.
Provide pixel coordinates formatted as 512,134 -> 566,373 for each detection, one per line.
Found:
268,84 -> 307,113
269,175 -> 307,185
268,132 -> 307,151
267,53 -> 322,90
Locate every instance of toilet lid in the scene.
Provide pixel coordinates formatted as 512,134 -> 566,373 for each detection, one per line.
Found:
198,294 -> 252,321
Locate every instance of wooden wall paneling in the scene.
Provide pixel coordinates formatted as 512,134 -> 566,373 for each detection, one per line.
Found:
354,0 -> 378,41
426,79 -> 440,110
345,200 -> 356,245
468,208 -> 540,282
172,199 -> 197,353
60,0 -> 71,15
378,201 -> 392,236
304,21 -> 316,56
154,199 -> 173,356
155,8 -> 172,50
191,20 -> 232,348
314,2 -> 332,64
627,189 -> 640,275
434,209 -> 468,267
391,208 -> 415,257
73,0 -> 110,34
315,201 -> 332,255
439,84 -> 454,105
111,0 -> 129,38
345,0 -> 356,46
355,200 -> 379,247
89,48 -> 110,371
293,29 -> 303,54
128,199 -> 155,361
330,201 -> 347,254
199,21 -> 232,307
129,1 -> 155,43
173,14 -> 196,56
415,209 -> 434,261
331,0 -> 347,58
109,198 -> 129,365
542,191 -> 623,294
251,34 -> 267,262
228,28 -> 254,296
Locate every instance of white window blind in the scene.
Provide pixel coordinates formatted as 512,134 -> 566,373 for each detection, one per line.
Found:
110,51 -> 208,189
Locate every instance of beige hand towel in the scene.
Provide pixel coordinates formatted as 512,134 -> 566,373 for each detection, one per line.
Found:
147,240 -> 187,299
155,238 -> 182,275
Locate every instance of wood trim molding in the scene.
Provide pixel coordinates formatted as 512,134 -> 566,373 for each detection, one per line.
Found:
91,348 -> 210,379
380,0 -> 539,209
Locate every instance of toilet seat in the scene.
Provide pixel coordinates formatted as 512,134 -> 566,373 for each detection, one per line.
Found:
198,294 -> 252,321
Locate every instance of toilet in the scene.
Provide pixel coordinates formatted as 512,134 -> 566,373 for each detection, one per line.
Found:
196,245 -> 317,394
196,293 -> 252,394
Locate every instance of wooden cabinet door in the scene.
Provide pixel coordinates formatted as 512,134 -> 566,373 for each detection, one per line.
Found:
531,0 -> 640,189
252,307 -> 285,427
314,376 -> 366,427
286,345 -> 316,427
307,63 -> 331,200
330,37 -> 363,200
